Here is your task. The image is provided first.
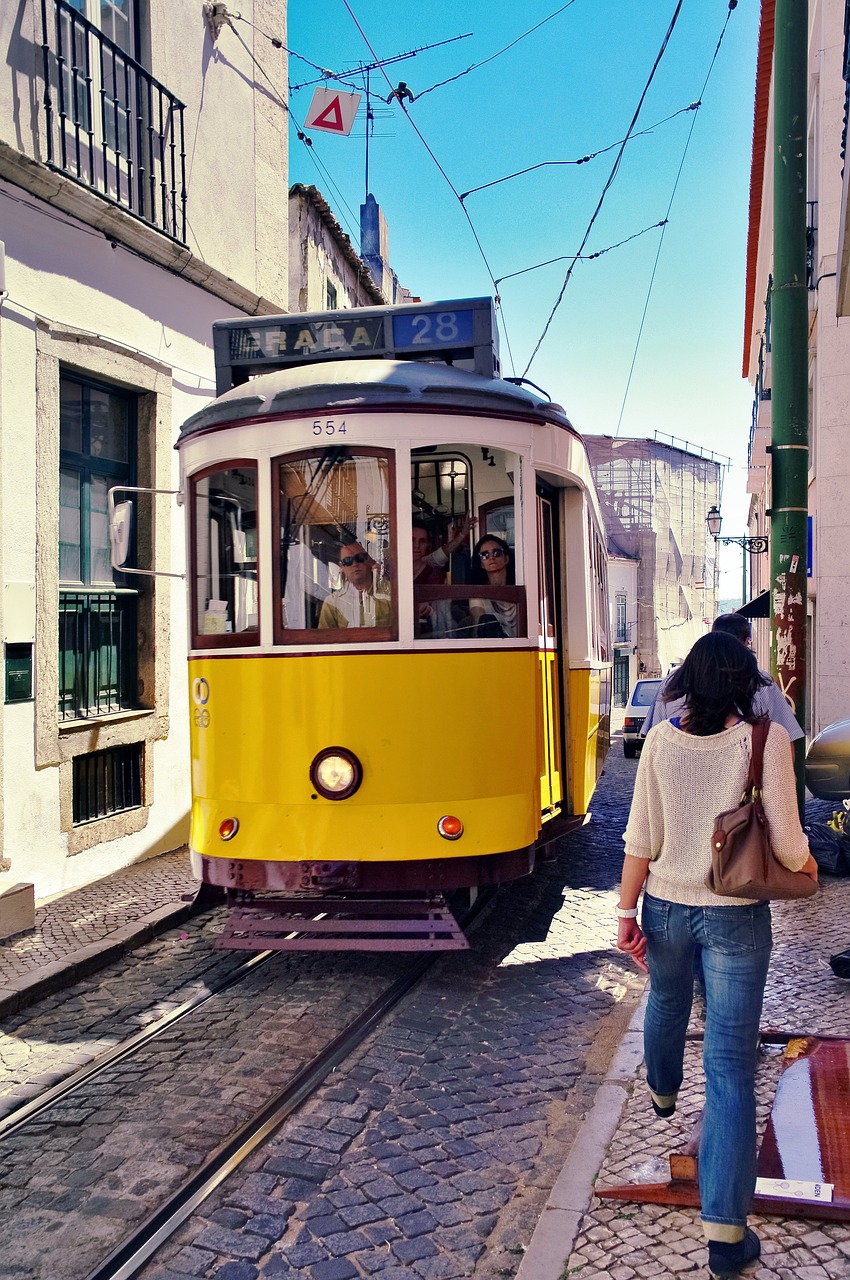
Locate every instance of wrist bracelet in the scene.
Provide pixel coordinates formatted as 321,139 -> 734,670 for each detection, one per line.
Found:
616,906 -> 639,919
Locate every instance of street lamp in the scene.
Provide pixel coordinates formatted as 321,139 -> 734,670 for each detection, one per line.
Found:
706,505 -> 768,607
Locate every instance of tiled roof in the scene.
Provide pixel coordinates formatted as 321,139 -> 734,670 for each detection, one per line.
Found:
742,0 -> 775,376
289,183 -> 385,304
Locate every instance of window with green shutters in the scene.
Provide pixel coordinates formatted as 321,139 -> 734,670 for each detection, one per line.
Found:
58,372 -> 139,721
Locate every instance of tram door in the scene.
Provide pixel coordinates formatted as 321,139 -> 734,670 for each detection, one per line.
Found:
537,489 -> 563,816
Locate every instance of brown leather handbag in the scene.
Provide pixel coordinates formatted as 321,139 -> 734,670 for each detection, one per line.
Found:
705,718 -> 817,901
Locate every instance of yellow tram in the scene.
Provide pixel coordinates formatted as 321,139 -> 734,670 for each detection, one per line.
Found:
177,298 -> 611,947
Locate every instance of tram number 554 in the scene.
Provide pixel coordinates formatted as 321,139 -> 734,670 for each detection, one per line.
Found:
313,419 -> 347,436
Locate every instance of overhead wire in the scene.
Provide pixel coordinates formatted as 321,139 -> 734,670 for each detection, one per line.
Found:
614,0 -> 739,436
521,0 -> 685,379
339,0 -> 572,375
226,23 -> 363,245
414,0 -> 578,100
460,103 -> 700,201
494,221 -> 668,287
290,33 -> 473,95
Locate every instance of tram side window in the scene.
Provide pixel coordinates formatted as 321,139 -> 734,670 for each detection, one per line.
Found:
192,465 -> 259,640
412,445 -> 526,640
276,448 -> 395,641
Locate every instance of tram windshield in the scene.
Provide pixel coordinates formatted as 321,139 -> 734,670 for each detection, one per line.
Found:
192,464 -> 258,639
274,448 -> 395,641
412,444 -> 525,640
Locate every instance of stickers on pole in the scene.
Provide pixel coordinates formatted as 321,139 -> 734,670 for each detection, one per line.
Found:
304,88 -> 362,136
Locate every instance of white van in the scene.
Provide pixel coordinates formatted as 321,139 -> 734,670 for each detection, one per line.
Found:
622,678 -> 663,758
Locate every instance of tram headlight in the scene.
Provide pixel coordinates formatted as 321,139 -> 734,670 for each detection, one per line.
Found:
310,747 -> 363,801
219,817 -> 240,841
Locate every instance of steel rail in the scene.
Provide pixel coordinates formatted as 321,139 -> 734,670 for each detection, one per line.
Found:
83,890 -> 494,1280
0,949 -> 274,1139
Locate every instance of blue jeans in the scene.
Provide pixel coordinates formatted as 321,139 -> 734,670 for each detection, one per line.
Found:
641,893 -> 772,1231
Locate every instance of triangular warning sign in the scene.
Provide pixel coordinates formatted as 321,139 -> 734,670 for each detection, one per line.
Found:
314,97 -> 344,132
304,87 -> 361,137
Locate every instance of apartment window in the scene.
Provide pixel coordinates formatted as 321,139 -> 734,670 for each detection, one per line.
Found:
616,593 -> 627,644
326,280 -> 338,309
59,373 -> 139,719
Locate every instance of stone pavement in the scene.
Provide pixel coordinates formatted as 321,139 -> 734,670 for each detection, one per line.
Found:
518,806 -> 850,1279
2,729 -> 850,1279
0,848 -> 197,1016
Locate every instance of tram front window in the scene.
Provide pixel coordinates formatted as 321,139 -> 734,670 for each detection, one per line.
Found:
412,444 -> 526,640
275,448 -> 395,642
192,464 -> 259,640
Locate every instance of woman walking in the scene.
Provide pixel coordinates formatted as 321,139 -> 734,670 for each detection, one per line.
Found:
616,632 -> 818,1277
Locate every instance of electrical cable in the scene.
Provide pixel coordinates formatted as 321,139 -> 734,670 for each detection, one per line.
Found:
494,220 -> 668,286
460,104 -> 699,201
521,0 -> 685,379
228,11 -> 350,80
338,0 -> 518,374
1,294 -> 216,386
414,0 -> 578,100
613,0 -> 738,436
226,23 -> 363,245
290,34 -> 473,95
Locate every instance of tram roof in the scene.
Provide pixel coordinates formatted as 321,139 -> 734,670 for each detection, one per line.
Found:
178,357 -> 578,442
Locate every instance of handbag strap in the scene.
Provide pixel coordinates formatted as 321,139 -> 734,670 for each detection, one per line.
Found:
748,717 -> 769,791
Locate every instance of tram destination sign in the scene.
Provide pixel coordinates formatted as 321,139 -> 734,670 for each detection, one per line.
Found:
213,298 -> 499,394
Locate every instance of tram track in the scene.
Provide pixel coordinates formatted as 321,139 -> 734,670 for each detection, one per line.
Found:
0,949 -> 274,1139
84,951 -> 439,1280
1,892 -> 494,1280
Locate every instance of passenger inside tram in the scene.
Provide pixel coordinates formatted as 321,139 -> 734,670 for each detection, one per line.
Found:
318,538 -> 393,630
411,444 -> 523,640
468,534 -> 517,638
412,515 -> 476,584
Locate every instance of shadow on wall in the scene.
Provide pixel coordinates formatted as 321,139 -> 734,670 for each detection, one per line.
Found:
136,812 -> 192,863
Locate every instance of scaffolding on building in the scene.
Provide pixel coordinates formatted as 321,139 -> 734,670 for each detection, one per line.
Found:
585,436 -> 724,677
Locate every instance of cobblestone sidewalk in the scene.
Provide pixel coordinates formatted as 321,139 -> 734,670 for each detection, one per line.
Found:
534,874 -> 850,1279
0,849 -> 196,1012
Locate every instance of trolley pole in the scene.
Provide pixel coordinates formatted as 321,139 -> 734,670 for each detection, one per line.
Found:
771,0 -> 809,812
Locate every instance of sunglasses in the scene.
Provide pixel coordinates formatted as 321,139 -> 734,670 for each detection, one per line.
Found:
340,552 -> 369,567
478,548 -> 506,560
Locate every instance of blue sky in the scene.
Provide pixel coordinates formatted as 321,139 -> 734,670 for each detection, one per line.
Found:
285,0 -> 761,592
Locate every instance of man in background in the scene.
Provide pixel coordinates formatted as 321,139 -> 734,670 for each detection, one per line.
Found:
642,613 -> 804,750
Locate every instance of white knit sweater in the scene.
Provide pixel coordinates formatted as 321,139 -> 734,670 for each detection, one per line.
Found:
623,719 -> 810,907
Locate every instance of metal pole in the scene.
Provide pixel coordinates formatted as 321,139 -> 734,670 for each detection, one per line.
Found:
365,68 -> 370,200
771,0 -> 809,811
742,543 -> 747,610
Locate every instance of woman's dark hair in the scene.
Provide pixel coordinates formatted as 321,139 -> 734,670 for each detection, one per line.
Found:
469,533 -> 515,585
663,631 -> 770,736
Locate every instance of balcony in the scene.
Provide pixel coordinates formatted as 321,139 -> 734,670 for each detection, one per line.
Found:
40,0 -> 187,243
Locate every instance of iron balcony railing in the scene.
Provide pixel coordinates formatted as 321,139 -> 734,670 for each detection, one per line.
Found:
40,0 -> 187,243
59,589 -> 138,721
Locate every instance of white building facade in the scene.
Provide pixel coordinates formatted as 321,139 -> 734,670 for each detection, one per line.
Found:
743,0 -> 850,734
0,0 -> 293,905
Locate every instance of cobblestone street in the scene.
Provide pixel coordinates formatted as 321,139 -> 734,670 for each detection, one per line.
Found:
133,740 -> 646,1280
3,729 -> 850,1280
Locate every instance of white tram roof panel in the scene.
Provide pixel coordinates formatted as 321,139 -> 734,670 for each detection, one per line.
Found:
179,356 -> 578,442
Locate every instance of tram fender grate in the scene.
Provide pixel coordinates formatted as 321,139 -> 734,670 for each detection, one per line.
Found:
214,895 -> 470,952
